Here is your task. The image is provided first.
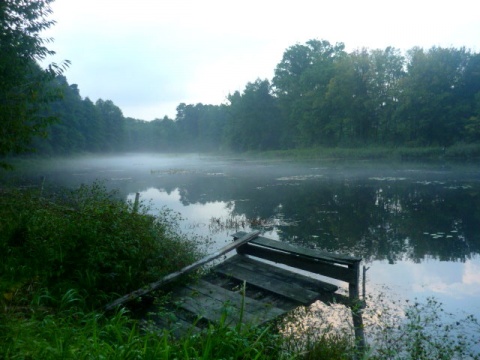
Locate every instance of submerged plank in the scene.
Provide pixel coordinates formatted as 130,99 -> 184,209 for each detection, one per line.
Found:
215,255 -> 337,304
237,243 -> 357,283
229,255 -> 339,293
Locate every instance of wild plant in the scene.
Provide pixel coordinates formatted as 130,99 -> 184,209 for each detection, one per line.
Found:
0,182 -> 203,309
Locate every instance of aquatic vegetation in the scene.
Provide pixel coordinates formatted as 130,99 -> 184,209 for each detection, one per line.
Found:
369,177 -> 407,181
276,175 -> 324,181
150,168 -> 196,175
209,215 -> 299,233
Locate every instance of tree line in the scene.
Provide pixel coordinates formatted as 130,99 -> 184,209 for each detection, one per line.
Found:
29,40 -> 480,155
225,40 -> 480,149
2,0 -> 480,162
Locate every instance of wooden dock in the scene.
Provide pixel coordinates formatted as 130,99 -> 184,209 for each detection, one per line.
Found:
106,231 -> 364,341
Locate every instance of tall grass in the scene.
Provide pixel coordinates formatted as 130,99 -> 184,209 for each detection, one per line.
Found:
1,280 -> 281,359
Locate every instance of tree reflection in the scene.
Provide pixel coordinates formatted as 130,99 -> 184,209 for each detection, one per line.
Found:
153,169 -> 480,264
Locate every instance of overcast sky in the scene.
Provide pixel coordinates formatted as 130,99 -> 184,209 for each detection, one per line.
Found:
44,0 -> 480,121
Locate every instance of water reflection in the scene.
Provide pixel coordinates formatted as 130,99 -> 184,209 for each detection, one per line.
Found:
123,162 -> 479,265
9,154 -> 480,317
370,257 -> 480,314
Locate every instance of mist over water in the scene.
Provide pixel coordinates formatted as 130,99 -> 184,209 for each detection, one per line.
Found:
11,153 -> 480,318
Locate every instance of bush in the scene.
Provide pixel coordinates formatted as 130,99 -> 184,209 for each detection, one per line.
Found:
0,183 -> 202,309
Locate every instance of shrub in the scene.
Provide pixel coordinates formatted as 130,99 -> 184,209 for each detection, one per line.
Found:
0,183 -> 202,309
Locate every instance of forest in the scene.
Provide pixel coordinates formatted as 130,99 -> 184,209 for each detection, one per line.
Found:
26,40 -> 480,156
2,0 -> 480,161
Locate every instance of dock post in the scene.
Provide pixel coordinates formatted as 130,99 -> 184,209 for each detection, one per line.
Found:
349,261 -> 366,357
362,265 -> 369,301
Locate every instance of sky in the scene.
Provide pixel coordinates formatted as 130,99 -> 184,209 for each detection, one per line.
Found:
43,0 -> 480,121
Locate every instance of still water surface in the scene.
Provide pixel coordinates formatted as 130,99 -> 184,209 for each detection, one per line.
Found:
17,154 -> 480,319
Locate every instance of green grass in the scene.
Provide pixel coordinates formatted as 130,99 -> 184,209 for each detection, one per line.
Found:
1,301 -> 283,359
2,292 -> 479,359
247,144 -> 480,161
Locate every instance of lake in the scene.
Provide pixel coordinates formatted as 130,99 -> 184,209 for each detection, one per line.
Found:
11,153 -> 480,321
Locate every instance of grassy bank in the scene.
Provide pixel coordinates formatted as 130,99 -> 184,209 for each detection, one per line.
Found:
249,143 -> 480,161
1,184 -> 479,359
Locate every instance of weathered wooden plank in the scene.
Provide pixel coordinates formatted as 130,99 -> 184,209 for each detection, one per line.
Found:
104,231 -> 260,311
215,263 -> 320,305
253,237 -> 362,265
226,255 -> 339,293
232,231 -> 361,265
186,280 -> 285,318
203,272 -> 300,312
174,282 -> 284,325
237,243 -> 357,284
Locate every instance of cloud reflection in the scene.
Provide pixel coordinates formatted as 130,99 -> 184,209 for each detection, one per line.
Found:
369,257 -> 480,316
128,187 -> 240,249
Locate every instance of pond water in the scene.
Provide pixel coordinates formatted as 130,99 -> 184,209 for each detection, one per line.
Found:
11,153 -> 480,321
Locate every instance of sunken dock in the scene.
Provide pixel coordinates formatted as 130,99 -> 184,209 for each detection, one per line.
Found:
105,230 -> 365,345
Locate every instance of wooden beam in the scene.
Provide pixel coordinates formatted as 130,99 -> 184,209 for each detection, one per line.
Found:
232,231 -> 362,265
104,231 -> 260,311
237,243 -> 357,283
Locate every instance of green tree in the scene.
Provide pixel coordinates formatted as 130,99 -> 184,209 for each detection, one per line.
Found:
396,47 -> 470,146
224,79 -> 281,152
323,54 -> 356,145
346,48 -> 372,144
95,99 -> 125,151
196,104 -> 228,151
32,79 -> 108,155
272,39 -> 346,147
0,0 -> 69,167
173,103 -> 228,151
40,77 -> 86,153
324,47 -> 404,146
368,47 -> 405,143
175,103 -> 201,150
465,93 -> 480,142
